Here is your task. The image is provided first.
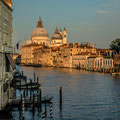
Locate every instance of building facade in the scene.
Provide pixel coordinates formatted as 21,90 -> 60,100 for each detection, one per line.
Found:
0,0 -> 15,111
20,18 -> 68,65
86,55 -> 114,72
33,46 -> 52,66
114,54 -> 120,72
72,52 -> 91,69
20,17 -> 115,73
20,43 -> 39,64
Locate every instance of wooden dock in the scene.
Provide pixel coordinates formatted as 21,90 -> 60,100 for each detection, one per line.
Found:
0,70 -> 54,114
11,96 -> 53,107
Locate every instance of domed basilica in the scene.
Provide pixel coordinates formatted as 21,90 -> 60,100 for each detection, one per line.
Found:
31,18 -> 50,46
23,17 -> 67,47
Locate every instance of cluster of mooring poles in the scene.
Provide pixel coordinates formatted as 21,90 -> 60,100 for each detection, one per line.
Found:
9,71 -> 52,119
7,70 -> 64,120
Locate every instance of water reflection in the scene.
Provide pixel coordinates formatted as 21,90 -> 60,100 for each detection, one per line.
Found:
20,66 -> 120,120
2,66 -> 120,120
0,112 -> 13,120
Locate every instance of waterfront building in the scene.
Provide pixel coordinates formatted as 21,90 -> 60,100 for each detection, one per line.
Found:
20,18 -> 99,69
59,43 -> 96,68
96,48 -> 115,57
20,43 -> 39,64
114,54 -> 120,72
20,18 -> 50,64
102,57 -> 114,73
0,0 -> 15,111
50,47 -> 60,67
33,46 -> 52,66
72,52 -> 91,69
20,18 -> 68,65
47,42 -> 96,68
86,55 -> 114,72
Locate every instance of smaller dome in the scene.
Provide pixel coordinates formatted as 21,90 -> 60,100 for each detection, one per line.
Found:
52,33 -> 62,40
52,27 -> 62,40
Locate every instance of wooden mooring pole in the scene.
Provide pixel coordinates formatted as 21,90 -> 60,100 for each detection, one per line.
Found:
37,77 -> 39,88
22,71 -> 23,77
20,74 -> 21,88
59,86 -> 62,111
37,92 -> 39,112
39,89 -> 42,111
30,79 -> 32,101
22,96 -> 25,120
32,94 -> 35,116
34,72 -> 36,82
50,103 -> 53,120
23,90 -> 25,98
45,97 -> 47,117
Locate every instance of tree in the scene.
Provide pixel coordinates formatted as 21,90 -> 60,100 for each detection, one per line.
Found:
110,39 -> 120,54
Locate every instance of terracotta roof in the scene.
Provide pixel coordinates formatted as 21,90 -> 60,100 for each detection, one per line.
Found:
88,55 -> 104,58
22,43 -> 40,47
65,46 -> 72,48
96,48 -> 112,52
51,47 -> 60,51
88,55 -> 97,58
74,52 -> 91,56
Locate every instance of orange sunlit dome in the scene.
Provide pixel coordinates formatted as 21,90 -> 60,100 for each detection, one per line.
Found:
4,0 -> 12,8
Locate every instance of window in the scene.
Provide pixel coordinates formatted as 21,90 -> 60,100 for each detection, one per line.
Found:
110,61 -> 112,65
5,54 -> 10,72
0,4 -> 1,15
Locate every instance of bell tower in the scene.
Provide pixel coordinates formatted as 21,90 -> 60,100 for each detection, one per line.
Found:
63,27 -> 67,44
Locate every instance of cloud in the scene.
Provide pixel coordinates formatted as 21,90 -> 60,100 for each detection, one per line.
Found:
96,10 -> 111,15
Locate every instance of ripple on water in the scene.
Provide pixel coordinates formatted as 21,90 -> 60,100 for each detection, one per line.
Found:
8,66 -> 120,120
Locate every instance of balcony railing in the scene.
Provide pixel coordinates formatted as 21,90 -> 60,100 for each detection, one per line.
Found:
1,45 -> 13,53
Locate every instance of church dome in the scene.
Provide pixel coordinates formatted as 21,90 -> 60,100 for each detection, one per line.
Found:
31,18 -> 49,38
32,28 -> 49,37
52,27 -> 62,40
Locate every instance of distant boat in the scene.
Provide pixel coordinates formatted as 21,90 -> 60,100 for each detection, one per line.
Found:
22,64 -> 41,67
32,64 -> 42,67
112,72 -> 120,76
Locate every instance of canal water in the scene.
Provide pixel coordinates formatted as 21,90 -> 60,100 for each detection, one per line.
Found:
1,66 -> 120,120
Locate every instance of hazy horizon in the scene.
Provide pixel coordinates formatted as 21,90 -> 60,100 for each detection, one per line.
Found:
12,0 -> 120,49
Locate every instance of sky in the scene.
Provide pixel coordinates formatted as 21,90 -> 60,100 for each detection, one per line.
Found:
12,0 -> 120,49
